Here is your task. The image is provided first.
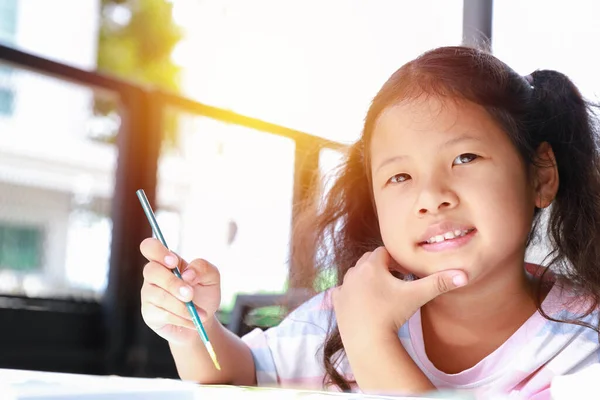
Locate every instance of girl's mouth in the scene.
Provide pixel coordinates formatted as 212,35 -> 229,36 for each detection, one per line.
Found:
419,228 -> 477,252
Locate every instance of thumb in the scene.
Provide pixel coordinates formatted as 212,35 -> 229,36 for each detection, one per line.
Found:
407,270 -> 468,306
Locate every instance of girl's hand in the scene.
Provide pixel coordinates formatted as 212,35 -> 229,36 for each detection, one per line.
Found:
332,246 -> 468,338
331,247 -> 468,394
139,238 -> 221,346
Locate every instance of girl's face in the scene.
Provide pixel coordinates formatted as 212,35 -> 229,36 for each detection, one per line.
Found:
369,97 -> 538,283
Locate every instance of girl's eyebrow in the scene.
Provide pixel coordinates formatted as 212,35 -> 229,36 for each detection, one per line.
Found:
375,135 -> 482,173
375,154 -> 407,173
441,135 -> 482,149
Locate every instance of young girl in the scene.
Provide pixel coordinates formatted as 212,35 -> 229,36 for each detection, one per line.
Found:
139,46 -> 600,399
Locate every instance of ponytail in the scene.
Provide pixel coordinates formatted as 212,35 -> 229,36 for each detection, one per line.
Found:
528,70 -> 600,324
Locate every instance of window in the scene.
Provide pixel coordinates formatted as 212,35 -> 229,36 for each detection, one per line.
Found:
0,0 -> 17,116
0,223 -> 43,272
157,112 -> 296,312
0,0 -> 18,44
492,0 -> 600,102
0,65 -> 15,116
0,88 -> 14,115
173,0 -> 464,143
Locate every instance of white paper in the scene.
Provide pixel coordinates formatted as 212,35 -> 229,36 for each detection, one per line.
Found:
0,369 -> 199,400
0,368 -> 468,400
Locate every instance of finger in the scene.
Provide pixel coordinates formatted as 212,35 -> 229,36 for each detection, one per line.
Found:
141,282 -> 192,321
140,237 -> 188,270
342,266 -> 354,284
142,301 -> 197,331
369,247 -> 411,277
406,269 -> 468,306
355,251 -> 372,267
142,283 -> 210,323
143,261 -> 194,302
367,246 -> 392,270
182,259 -> 220,286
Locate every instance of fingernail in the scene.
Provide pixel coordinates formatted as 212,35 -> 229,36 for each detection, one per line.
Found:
179,285 -> 192,299
182,269 -> 196,282
453,274 -> 467,287
164,254 -> 178,267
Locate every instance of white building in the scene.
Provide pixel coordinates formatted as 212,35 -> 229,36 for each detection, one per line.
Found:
0,0 -> 113,298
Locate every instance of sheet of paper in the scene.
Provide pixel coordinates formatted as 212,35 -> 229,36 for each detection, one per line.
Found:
0,368 -> 470,399
0,369 -> 200,400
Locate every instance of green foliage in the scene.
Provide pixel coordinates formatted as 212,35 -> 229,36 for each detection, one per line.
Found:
314,268 -> 338,291
93,0 -> 183,146
97,0 -> 182,91
246,306 -> 285,328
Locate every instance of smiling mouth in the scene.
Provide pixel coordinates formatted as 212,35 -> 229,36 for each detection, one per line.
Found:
420,228 -> 476,245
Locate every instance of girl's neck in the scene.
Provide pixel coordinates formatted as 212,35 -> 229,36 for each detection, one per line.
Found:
419,257 -> 547,373
423,257 -> 539,325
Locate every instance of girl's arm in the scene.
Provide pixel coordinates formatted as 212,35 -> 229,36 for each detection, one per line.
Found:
170,316 -> 257,386
342,329 -> 434,395
332,247 -> 466,394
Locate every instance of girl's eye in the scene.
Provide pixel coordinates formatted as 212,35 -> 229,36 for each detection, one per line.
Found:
388,173 -> 411,184
453,153 -> 479,165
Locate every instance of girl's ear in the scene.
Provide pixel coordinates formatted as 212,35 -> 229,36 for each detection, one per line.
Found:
533,142 -> 559,209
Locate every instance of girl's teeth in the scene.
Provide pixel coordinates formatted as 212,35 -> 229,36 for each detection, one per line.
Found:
444,231 -> 456,240
426,229 -> 472,244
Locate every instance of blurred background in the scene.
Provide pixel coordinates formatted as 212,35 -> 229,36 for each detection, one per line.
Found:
0,0 -> 598,379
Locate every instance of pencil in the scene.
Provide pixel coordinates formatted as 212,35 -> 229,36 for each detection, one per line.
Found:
136,189 -> 221,371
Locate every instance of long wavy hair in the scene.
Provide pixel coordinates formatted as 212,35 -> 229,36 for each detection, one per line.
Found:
291,46 -> 600,391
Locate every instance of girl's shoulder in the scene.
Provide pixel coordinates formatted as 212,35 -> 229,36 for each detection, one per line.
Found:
241,290 -> 336,388
526,263 -> 600,321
